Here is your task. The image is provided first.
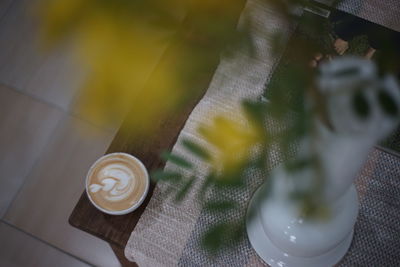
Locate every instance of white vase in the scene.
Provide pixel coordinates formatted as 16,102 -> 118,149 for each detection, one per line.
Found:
246,162 -> 359,267
246,58 -> 400,266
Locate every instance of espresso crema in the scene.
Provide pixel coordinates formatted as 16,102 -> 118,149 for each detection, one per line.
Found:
86,153 -> 148,212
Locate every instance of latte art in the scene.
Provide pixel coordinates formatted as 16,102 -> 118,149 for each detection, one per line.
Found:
89,162 -> 135,202
86,153 -> 149,213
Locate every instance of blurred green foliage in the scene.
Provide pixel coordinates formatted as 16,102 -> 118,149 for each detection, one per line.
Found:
154,5 -> 400,254
40,0 -> 400,255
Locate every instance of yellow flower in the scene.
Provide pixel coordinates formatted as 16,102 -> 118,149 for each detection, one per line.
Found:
198,110 -> 263,177
39,0 -> 183,134
72,12 -> 176,132
38,0 -> 249,136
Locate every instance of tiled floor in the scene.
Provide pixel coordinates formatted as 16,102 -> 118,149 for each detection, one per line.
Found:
0,85 -> 121,266
0,0 -> 14,19
4,114 -> 119,266
0,0 -> 131,266
0,0 -> 170,264
0,85 -> 62,218
0,0 -> 84,111
0,222 -> 90,267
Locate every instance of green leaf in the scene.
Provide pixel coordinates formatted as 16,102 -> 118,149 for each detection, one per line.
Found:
352,90 -> 370,119
161,151 -> 193,169
204,200 -> 236,213
378,90 -> 398,116
214,173 -> 245,187
334,67 -> 359,77
151,170 -> 181,183
202,223 -> 229,253
231,223 -> 244,243
289,190 -> 309,200
181,139 -> 211,161
202,222 -> 244,253
197,173 -> 215,200
271,31 -> 286,55
174,176 -> 196,202
242,99 -> 266,125
285,157 -> 315,173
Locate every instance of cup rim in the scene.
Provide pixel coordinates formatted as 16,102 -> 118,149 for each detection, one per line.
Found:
85,152 -> 150,215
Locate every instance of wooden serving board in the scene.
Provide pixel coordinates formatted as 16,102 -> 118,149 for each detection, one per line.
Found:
68,3 -> 247,265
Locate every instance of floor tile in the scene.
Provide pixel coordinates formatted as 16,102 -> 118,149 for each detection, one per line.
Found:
0,85 -> 62,217
0,0 -> 170,129
4,115 -> 121,267
0,222 -> 89,267
0,0 -> 83,110
0,0 -> 14,19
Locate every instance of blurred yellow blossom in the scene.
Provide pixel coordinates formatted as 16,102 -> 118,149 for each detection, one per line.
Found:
38,0 -> 248,135
72,12 -> 178,131
198,111 -> 263,177
38,0 -> 182,133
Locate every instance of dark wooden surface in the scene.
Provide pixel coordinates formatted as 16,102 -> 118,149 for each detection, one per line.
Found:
67,36 -> 218,241
68,81 -> 207,247
68,43 -> 218,265
68,3 -> 247,265
68,27 -> 222,267
68,3 -> 399,266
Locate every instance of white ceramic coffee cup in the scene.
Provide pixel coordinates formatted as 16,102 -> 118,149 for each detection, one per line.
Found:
85,152 -> 149,215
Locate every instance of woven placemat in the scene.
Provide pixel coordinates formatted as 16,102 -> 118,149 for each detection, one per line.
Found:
124,0 -> 293,265
124,1 -> 400,266
176,148 -> 400,267
338,148 -> 400,266
316,0 -> 400,32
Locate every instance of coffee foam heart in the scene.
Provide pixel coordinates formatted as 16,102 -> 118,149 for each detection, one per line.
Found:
87,153 -> 148,212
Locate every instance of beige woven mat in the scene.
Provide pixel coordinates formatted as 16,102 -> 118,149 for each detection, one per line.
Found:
316,0 -> 400,32
124,0 -> 291,265
124,1 -> 400,266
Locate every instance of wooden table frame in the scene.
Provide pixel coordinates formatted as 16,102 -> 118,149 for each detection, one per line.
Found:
69,2 -> 400,265
68,4 -> 246,266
